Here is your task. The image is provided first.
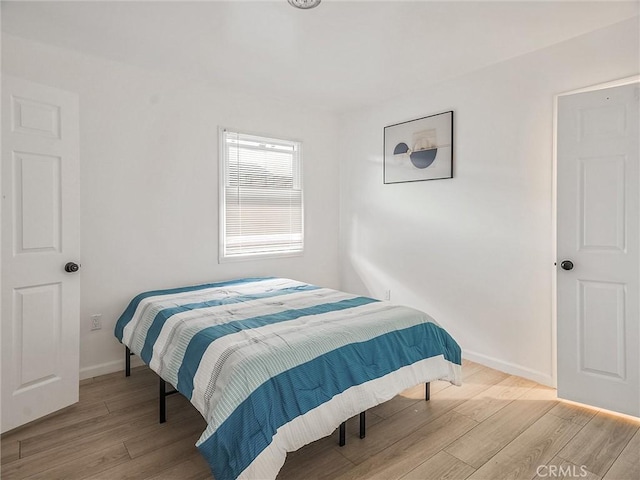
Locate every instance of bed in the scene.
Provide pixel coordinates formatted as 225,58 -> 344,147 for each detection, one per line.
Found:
115,277 -> 461,480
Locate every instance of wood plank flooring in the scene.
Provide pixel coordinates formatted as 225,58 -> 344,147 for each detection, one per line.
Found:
1,360 -> 638,480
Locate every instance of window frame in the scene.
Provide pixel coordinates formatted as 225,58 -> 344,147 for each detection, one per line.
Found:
218,127 -> 305,263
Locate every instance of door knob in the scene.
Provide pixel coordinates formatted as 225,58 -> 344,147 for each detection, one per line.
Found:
560,260 -> 574,271
64,262 -> 80,273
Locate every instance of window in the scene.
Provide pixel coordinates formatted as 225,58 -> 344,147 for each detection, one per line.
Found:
219,129 -> 304,261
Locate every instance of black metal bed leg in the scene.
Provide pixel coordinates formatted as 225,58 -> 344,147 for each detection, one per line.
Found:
359,411 -> 366,439
425,382 -> 430,401
159,377 -> 167,423
158,376 -> 179,424
339,422 -> 346,447
125,346 -> 131,377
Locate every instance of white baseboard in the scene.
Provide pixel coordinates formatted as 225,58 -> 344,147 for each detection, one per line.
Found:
463,350 -> 555,387
79,355 -> 145,380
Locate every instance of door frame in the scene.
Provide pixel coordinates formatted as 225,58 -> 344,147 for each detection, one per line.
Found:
552,75 -> 640,389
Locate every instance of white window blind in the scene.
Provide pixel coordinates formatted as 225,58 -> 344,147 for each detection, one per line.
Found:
220,129 -> 303,260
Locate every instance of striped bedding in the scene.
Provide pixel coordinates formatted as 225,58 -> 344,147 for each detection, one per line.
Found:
115,277 -> 462,480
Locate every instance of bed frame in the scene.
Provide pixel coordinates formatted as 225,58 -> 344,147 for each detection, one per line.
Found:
125,346 -> 430,446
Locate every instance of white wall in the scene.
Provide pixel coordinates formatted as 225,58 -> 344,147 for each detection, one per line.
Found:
3,16 -> 638,385
2,33 -> 341,378
338,18 -> 640,386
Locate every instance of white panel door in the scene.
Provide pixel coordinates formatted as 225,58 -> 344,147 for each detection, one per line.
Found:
557,82 -> 639,417
1,75 -> 80,433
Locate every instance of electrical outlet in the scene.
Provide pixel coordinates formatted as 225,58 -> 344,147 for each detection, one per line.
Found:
91,314 -> 102,331
384,290 -> 391,301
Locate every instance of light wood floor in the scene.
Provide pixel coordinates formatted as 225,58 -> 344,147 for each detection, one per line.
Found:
1,360 -> 638,480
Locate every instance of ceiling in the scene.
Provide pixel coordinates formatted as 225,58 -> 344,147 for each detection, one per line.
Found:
2,1 -> 638,112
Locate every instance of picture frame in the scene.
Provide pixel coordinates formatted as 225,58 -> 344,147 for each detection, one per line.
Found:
383,110 -> 454,184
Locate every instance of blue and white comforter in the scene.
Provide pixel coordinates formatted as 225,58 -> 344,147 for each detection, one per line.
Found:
115,277 -> 461,480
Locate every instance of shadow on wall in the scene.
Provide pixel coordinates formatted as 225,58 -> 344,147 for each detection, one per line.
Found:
342,207 -> 505,348
345,212 -> 443,313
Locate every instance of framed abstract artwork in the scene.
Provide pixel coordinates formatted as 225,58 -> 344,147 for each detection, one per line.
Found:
383,110 -> 454,184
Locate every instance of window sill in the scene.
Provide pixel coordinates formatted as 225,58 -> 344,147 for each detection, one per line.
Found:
218,250 -> 304,263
